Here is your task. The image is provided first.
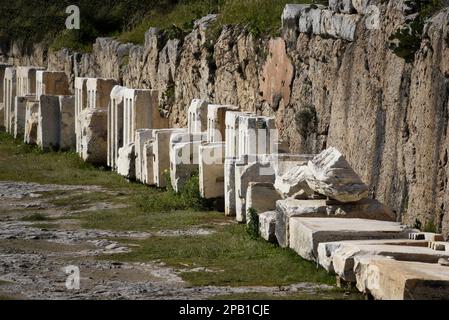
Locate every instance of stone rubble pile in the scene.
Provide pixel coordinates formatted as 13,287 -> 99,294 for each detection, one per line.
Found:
1,0 -> 449,300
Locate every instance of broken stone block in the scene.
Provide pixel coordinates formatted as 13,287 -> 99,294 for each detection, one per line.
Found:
78,78 -> 116,164
260,154 -> 313,177
237,115 -> 276,160
16,66 -> 45,97
135,129 -> 155,183
59,95 -> 75,151
123,88 -> 168,146
246,182 -> 281,218
117,143 -> 136,180
199,142 -> 225,199
337,13 -> 360,42
0,63 -> 12,130
188,99 -> 209,134
227,154 -> 306,218
307,147 -> 369,203
80,109 -> 108,165
143,140 -> 156,185
75,77 -> 88,154
24,100 -> 39,144
107,85 -> 125,169
276,198 -> 396,248
207,104 -> 239,143
259,211 -> 277,243
409,232 -> 445,242
289,217 -> 414,261
37,95 -> 60,150
13,96 -> 32,138
429,241 -> 449,252
153,128 -> 187,188
354,255 -> 449,300
170,132 -> 206,192
352,0 -> 381,14
276,199 -> 326,248
235,159 -> 276,223
224,158 -> 238,217
310,7 -> 323,35
4,67 -> 17,133
36,71 -> 70,98
281,4 -> 308,45
274,164 -> 314,199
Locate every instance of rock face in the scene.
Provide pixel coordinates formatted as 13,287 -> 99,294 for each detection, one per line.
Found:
4,3 -> 449,237
307,147 -> 369,202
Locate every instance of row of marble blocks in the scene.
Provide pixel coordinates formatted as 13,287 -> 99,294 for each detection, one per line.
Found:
1,65 -> 76,151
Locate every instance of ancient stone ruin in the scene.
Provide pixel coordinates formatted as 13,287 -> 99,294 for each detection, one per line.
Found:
1,0 -> 449,300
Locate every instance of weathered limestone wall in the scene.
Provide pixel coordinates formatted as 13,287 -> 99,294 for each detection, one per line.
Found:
2,2 -> 449,237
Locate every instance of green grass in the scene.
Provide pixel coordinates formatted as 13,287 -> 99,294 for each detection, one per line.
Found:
20,213 -> 50,222
79,207 -> 226,232
101,223 -> 336,287
119,0 -> 316,44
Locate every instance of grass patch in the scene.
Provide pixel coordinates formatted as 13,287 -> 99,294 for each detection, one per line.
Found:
20,213 -> 50,222
32,223 -> 59,230
102,223 -> 336,287
0,131 -> 357,298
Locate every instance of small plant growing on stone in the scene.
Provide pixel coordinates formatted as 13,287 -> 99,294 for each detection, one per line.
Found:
295,105 -> 318,138
413,218 -> 422,230
424,219 -> 438,233
246,207 -> 260,239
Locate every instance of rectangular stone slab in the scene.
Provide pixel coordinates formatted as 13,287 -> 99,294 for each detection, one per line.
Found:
318,238 -> 428,273
289,217 -> 413,261
59,95 -> 76,150
319,240 -> 448,282
354,256 -> 449,300
199,142 -> 225,199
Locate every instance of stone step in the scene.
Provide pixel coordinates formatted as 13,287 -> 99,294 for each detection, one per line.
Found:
317,239 -> 449,282
288,217 -> 415,261
354,255 -> 449,300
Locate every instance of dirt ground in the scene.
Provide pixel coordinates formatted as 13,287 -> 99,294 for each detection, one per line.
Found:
0,181 -> 359,300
